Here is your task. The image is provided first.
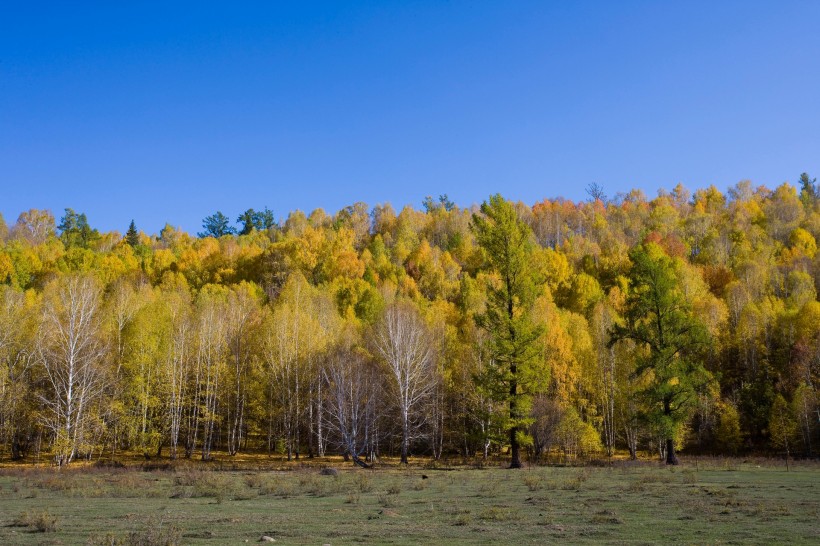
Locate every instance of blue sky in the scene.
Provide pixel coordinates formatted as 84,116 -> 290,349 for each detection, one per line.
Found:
2,1 -> 819,234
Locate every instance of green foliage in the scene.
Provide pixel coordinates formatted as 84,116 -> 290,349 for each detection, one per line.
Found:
58,208 -> 100,249
237,207 -> 276,235
555,406 -> 603,459
198,211 -> 236,238
715,401 -> 743,454
768,394 -> 798,455
610,243 -> 712,461
798,172 -> 817,209
126,220 -> 140,247
472,194 -> 546,467
2,180 -> 819,463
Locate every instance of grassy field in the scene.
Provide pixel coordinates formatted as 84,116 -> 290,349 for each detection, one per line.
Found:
0,457 -> 818,545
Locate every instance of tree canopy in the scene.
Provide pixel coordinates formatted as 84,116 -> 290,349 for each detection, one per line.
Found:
0,177 -> 818,466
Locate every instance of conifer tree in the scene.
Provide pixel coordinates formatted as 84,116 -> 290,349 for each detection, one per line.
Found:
609,243 -> 711,464
125,220 -> 139,247
471,194 -> 545,469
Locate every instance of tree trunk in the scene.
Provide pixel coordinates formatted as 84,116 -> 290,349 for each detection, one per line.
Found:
665,438 -> 679,465
401,413 -> 409,464
509,365 -> 522,469
352,455 -> 372,468
509,424 -> 522,468
11,436 -> 23,461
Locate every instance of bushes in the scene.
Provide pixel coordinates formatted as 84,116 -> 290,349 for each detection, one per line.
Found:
555,407 -> 602,461
12,510 -> 58,532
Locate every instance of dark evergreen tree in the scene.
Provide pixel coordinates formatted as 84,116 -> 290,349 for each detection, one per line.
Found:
58,208 -> 99,248
237,207 -> 276,235
609,243 -> 711,464
471,194 -> 545,469
125,220 -> 139,247
198,211 -> 236,238
237,209 -> 257,235
798,172 -> 817,209
255,207 -> 276,230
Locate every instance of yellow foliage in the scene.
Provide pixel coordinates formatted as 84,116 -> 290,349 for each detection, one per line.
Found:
788,227 -> 817,258
0,252 -> 12,283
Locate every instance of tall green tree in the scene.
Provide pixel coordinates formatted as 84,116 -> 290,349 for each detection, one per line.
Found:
237,208 -> 276,235
58,208 -> 99,249
471,194 -> 545,468
125,220 -> 140,247
609,243 -> 711,464
798,172 -> 817,210
198,211 -> 236,238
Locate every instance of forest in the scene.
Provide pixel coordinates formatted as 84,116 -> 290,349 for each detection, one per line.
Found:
1,175 -> 818,467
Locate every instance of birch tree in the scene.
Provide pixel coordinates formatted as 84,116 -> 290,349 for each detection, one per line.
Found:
371,301 -> 437,464
187,287 -> 229,460
0,287 -> 36,459
37,275 -> 108,466
264,276 -> 311,460
263,274 -> 339,459
162,286 -> 192,459
322,341 -> 380,467
224,282 -> 262,455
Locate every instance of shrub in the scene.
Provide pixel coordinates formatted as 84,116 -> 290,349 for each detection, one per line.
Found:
523,474 -> 543,491
354,473 -> 372,493
13,510 -> 58,533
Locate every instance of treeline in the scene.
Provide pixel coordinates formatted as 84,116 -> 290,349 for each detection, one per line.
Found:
0,176 -> 818,465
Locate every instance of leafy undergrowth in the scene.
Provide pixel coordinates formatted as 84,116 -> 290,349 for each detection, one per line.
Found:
0,459 -> 817,545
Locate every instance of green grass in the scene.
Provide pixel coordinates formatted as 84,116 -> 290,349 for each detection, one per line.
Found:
0,459 -> 817,545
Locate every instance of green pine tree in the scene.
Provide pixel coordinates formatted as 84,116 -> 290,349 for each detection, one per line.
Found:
609,243 -> 711,464
125,220 -> 139,247
471,194 -> 545,469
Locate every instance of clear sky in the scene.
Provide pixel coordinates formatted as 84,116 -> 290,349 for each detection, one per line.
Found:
2,1 -> 819,234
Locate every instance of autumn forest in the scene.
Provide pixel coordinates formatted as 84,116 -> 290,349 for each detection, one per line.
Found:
1,176 -> 819,467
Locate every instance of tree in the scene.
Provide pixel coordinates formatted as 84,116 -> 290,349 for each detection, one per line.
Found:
471,194 -> 544,469
370,301 -> 437,464
160,285 -> 192,460
125,220 -> 140,247
798,172 -> 817,209
322,341 -> 380,467
58,208 -> 99,249
37,275 -> 108,466
423,195 -> 455,213
121,298 -> 167,457
791,382 -> 816,457
768,393 -> 797,469
190,287 -> 229,461
0,286 -> 36,459
224,282 -> 262,455
237,210 -> 257,236
609,243 -> 711,464
715,400 -> 743,454
237,208 -> 276,235
586,182 -> 607,203
13,209 -> 56,244
263,274 -> 337,460
198,211 -> 236,238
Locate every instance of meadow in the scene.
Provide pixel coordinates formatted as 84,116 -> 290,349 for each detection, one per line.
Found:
0,457 -> 818,545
